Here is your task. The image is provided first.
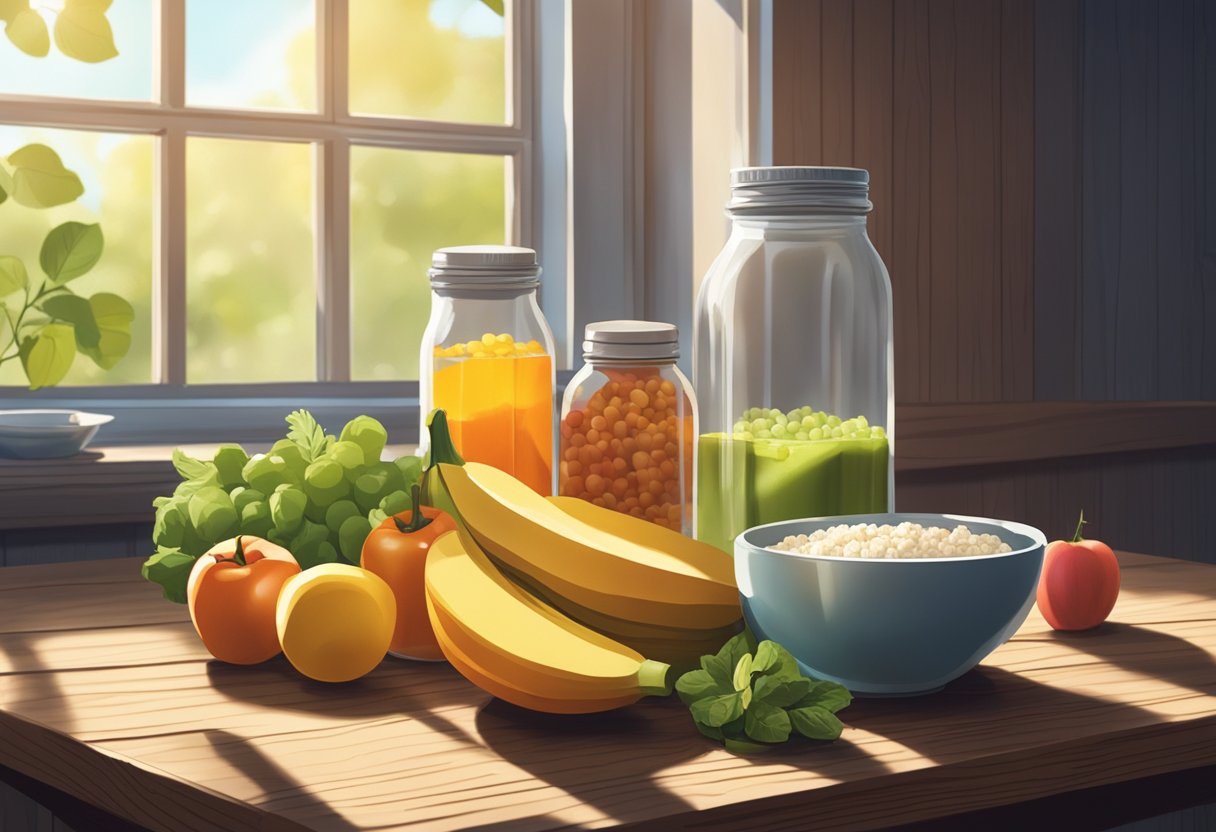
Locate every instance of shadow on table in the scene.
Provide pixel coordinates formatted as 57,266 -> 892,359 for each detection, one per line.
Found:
1036,621 -> 1215,697
206,657 -> 483,747
473,694 -> 891,829
844,663 -> 1165,765
204,729 -> 364,832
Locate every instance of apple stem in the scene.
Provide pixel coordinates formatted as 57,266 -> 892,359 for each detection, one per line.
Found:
1071,510 -> 1087,543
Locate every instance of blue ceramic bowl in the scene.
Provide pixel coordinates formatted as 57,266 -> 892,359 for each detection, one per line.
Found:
735,513 -> 1046,696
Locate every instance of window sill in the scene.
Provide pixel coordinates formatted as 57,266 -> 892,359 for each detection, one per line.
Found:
0,444 -> 418,531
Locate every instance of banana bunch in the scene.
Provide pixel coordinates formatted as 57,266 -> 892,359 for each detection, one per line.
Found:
438,462 -> 743,670
424,528 -> 672,713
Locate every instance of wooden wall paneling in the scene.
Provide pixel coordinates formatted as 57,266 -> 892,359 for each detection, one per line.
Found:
898,445 -> 1216,565
927,0 -> 962,401
853,0 -> 894,264
2,524 -> 149,568
1114,0 -> 1161,401
1201,0 -> 1216,399
892,0 -> 933,402
1079,1 -> 1130,399
819,0 -> 854,165
1000,0 -> 1036,401
953,0 -> 1003,401
772,0 -> 822,164
1033,0 -> 1083,400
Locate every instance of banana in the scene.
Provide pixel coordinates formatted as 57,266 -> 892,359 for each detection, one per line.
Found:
429,610 -> 642,714
424,529 -> 671,713
484,542 -> 742,651
439,462 -> 742,629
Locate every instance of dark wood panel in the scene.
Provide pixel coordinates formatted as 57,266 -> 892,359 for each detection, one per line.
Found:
771,0 -> 822,164
820,0 -> 854,164
898,444 -> 1216,564
853,0 -> 894,264
891,0 -> 934,402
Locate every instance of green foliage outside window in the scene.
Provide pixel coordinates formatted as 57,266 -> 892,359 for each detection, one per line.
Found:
0,0 -> 133,389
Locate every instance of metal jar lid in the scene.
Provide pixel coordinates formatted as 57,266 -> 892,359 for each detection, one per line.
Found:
428,245 -> 542,290
728,166 -> 873,216
583,320 -> 679,364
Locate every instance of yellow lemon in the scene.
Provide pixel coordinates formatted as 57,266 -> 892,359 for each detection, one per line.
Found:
275,564 -> 396,683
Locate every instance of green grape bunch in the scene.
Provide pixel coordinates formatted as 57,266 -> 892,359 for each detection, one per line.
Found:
141,410 -> 423,603
731,406 -> 887,442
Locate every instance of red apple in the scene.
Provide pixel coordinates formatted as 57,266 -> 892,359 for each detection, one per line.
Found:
1036,511 -> 1120,631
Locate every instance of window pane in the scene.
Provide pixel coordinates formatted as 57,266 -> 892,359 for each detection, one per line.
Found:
186,138 -> 315,383
186,0 -> 316,111
0,1 -> 153,100
0,127 -> 153,386
349,0 -> 507,124
350,148 -> 506,380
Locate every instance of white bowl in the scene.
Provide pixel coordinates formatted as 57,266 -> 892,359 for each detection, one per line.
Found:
0,409 -> 114,459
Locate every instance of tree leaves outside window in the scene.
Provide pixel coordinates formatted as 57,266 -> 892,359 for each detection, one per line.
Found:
0,0 -> 132,389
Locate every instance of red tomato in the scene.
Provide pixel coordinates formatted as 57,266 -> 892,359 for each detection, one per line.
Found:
361,484 -> 457,661
1036,511 -> 1120,631
186,535 -> 301,664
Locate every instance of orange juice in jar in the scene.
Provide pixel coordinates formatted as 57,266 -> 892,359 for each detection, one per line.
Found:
419,247 -> 556,495
559,321 -> 696,533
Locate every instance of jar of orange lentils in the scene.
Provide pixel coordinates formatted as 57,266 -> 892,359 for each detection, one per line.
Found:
559,321 -> 697,534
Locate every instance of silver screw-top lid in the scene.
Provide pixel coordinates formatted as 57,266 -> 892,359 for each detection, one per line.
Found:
728,166 -> 872,216
583,320 -> 679,364
428,245 -> 541,289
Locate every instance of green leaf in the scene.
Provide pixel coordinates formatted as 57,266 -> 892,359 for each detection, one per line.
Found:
6,144 -> 83,208
794,680 -> 853,714
172,448 -> 213,481
753,675 -> 812,708
689,691 -> 745,728
676,668 -> 732,705
693,721 -> 725,742
753,640 -> 781,674
0,255 -> 27,296
732,653 -> 753,692
761,640 -> 804,682
789,705 -> 844,741
53,3 -> 117,62
40,221 -> 103,283
745,702 -> 792,744
0,180 -> 7,205
479,0 -> 504,15
40,292 -> 99,348
141,548 -> 196,604
5,7 -> 49,56
20,323 -> 75,389
716,631 -> 754,670
79,292 -> 131,369
724,738 -> 776,755
700,651 -> 732,689
286,409 -> 327,462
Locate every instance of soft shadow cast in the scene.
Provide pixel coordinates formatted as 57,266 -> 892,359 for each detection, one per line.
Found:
1037,621 -> 1215,697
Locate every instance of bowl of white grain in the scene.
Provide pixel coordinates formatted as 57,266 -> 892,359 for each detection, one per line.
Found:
735,513 -> 1046,696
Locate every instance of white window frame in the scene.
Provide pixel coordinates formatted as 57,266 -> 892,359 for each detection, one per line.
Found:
0,0 -> 559,443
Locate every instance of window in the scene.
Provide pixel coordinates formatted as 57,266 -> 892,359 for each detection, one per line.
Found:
0,0 -> 529,394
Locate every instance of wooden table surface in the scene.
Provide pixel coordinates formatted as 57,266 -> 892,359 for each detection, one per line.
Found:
0,551 -> 1213,832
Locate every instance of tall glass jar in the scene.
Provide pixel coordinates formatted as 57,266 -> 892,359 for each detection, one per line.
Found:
559,321 -> 697,534
418,245 -> 556,495
694,167 -> 894,552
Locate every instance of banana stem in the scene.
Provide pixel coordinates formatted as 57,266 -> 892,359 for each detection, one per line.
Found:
637,659 -> 673,697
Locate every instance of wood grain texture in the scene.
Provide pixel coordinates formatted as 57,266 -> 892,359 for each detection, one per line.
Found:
893,401 -> 1216,472
772,0 -> 1036,404
0,553 -> 1213,832
898,444 -> 1216,566
1035,0 -> 1216,401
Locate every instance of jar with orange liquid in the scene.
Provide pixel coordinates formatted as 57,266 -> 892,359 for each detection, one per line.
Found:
419,246 -> 556,495
559,321 -> 697,534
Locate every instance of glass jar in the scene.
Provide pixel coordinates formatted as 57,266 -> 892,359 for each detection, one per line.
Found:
418,245 -> 556,495
559,321 -> 697,534
693,167 -> 894,552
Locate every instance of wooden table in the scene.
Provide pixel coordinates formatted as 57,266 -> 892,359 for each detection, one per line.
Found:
0,552 -> 1212,832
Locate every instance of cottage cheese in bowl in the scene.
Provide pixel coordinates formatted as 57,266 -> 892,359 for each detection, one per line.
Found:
770,521 -> 1013,559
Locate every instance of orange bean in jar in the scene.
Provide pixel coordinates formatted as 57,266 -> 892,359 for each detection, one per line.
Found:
559,321 -> 697,534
